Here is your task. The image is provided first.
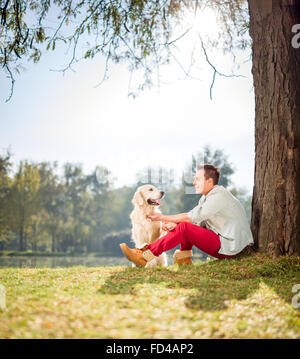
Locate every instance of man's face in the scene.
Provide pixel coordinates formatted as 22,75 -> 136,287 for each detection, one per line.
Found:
193,169 -> 213,195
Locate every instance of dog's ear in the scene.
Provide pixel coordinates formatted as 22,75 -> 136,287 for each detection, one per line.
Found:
132,191 -> 144,206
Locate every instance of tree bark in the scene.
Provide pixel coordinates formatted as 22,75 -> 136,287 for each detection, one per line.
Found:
248,0 -> 300,255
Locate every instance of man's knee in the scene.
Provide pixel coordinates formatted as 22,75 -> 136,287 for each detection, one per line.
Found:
177,221 -> 189,232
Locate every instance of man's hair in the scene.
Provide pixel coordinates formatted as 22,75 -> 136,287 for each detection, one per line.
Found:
196,163 -> 220,185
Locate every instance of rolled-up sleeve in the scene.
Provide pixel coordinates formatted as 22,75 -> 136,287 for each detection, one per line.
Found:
188,205 -> 202,225
188,192 -> 226,225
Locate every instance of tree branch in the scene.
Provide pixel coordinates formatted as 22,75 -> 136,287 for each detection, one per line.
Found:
4,63 -> 15,102
198,33 -> 245,99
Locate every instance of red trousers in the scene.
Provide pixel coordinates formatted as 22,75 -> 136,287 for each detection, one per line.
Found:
148,222 -> 235,259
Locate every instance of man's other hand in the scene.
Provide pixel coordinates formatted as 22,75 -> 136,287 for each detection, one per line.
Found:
162,222 -> 177,231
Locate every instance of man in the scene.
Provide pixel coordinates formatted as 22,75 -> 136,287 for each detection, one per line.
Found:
120,164 -> 254,267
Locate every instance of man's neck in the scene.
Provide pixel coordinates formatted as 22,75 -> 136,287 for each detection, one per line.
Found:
202,185 -> 216,196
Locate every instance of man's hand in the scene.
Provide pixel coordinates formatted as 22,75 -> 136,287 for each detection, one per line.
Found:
147,213 -> 163,222
162,222 -> 177,231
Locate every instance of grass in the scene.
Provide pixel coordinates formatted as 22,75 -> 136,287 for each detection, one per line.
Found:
0,253 -> 299,339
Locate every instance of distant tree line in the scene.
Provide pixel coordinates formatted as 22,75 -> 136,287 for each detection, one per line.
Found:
0,146 -> 252,256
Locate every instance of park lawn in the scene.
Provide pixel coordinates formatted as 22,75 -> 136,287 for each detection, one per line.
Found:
0,253 -> 299,339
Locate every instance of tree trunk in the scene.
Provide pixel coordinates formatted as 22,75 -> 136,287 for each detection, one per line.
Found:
19,226 -> 24,251
33,239 -> 37,252
24,231 -> 27,252
51,230 -> 55,253
248,0 -> 300,256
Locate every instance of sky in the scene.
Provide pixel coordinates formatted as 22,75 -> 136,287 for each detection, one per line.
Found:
0,6 -> 255,193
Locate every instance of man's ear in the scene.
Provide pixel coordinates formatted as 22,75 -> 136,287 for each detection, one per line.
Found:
209,178 -> 215,187
132,191 -> 144,206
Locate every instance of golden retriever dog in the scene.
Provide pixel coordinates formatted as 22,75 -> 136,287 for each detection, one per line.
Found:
130,184 -> 167,267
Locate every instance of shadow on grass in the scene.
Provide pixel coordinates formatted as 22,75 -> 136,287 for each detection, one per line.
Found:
98,253 -> 300,312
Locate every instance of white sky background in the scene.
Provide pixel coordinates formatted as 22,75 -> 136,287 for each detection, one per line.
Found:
0,6 -> 255,192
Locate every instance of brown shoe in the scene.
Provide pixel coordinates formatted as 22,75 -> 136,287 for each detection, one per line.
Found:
173,250 -> 193,266
120,243 -> 156,267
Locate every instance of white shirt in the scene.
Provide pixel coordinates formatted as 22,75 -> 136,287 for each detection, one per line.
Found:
188,185 -> 254,255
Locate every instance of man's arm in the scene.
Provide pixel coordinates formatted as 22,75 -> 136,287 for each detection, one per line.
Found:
148,212 -> 192,223
149,190 -> 226,225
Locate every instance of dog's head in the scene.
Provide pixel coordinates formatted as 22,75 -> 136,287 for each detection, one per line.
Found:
132,184 -> 165,207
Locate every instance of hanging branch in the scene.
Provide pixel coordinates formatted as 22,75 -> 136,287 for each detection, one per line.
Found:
4,63 -> 15,102
198,33 -> 245,100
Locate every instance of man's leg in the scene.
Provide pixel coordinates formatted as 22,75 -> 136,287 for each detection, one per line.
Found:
148,222 -> 234,259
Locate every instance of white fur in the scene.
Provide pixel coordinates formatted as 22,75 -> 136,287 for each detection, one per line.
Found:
130,184 -> 167,267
